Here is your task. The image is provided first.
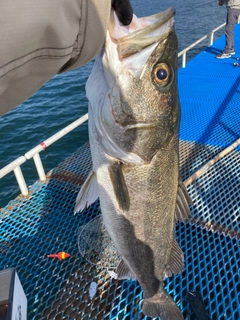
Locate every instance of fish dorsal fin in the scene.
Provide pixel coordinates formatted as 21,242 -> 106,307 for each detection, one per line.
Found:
108,162 -> 130,212
74,171 -> 99,214
165,239 -> 184,278
175,180 -> 192,223
115,259 -> 137,280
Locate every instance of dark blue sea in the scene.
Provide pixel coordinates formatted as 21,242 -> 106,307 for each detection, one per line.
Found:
0,0 -> 226,208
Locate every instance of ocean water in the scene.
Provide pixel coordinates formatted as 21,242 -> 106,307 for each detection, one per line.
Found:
0,0 -> 226,208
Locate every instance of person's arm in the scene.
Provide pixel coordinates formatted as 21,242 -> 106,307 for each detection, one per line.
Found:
0,0 -> 133,117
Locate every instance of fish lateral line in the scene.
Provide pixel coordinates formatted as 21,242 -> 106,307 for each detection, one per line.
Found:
115,121 -> 159,131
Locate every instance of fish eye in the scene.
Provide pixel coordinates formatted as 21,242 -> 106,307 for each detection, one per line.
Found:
153,63 -> 171,86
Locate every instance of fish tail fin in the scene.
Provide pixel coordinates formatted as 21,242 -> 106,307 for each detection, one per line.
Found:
142,289 -> 183,320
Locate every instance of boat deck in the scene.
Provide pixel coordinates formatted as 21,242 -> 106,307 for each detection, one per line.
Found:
0,28 -> 240,319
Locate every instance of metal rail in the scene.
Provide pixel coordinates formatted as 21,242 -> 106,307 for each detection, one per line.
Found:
0,114 -> 88,195
0,22 -> 227,196
178,22 -> 226,68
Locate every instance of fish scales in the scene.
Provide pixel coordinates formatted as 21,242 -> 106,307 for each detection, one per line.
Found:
118,142 -> 179,273
75,7 -> 191,320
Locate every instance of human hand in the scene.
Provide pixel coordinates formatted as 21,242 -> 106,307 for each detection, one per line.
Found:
111,0 -> 133,25
218,0 -> 224,6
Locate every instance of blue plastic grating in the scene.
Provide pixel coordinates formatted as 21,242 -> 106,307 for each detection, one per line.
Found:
78,215 -> 240,320
179,140 -> 223,180
1,30 -> 240,319
0,141 -> 239,320
179,25 -> 240,150
181,56 -> 240,78
179,80 -> 240,148
108,223 -> 239,320
186,148 -> 240,234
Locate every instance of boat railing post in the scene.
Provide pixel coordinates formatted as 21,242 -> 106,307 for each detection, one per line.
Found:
182,52 -> 186,68
209,32 -> 214,46
13,166 -> 29,196
33,153 -> 46,181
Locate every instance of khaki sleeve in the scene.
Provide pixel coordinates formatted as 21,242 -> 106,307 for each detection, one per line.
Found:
0,0 -> 111,116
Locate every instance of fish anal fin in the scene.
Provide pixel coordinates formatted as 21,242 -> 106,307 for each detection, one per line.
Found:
108,162 -> 130,211
74,171 -> 98,214
165,239 -> 184,278
175,179 -> 192,223
115,259 -> 136,280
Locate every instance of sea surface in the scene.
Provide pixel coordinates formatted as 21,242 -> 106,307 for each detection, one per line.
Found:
0,0 -> 226,208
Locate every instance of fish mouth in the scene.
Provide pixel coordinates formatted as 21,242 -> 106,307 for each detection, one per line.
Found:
110,7 -> 176,60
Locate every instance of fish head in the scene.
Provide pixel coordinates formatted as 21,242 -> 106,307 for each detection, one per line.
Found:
86,8 -> 180,164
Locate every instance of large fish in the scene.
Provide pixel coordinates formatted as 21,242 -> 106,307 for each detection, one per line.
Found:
75,7 -> 191,319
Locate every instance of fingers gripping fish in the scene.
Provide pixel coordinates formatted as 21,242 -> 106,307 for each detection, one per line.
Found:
75,8 -> 192,320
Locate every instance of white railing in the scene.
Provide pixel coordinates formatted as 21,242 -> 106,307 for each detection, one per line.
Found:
0,22 -> 226,196
178,22 -> 226,68
0,114 -> 88,196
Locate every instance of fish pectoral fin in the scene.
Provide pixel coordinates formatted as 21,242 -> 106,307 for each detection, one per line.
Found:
74,170 -> 99,214
108,162 -> 130,211
115,259 -> 137,280
175,179 -> 192,223
165,239 -> 184,278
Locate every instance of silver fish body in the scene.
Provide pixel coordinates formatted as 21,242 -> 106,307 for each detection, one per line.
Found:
75,8 -> 191,320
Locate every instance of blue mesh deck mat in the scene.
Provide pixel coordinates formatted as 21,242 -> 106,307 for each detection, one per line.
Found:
179,24 -> 240,150
0,31 -> 240,320
180,99 -> 239,147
